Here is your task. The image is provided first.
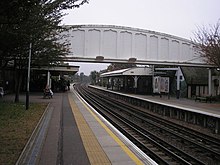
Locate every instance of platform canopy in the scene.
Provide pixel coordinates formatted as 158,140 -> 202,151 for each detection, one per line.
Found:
32,65 -> 79,76
100,67 -> 153,78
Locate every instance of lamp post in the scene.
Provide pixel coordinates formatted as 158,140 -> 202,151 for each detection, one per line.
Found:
26,43 -> 32,110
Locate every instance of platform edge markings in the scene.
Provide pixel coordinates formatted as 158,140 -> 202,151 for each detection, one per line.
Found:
70,92 -> 146,165
90,85 -> 220,118
68,93 -> 111,165
62,93 -> 91,165
73,91 -> 158,165
75,95 -> 158,165
73,92 -> 146,165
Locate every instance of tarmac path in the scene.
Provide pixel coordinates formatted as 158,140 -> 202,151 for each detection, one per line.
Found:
3,92 -> 90,165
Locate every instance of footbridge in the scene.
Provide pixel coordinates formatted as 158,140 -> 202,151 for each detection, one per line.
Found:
64,24 -> 211,67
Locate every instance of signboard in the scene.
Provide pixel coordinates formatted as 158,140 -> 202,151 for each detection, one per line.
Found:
153,76 -> 169,94
153,76 -> 160,93
160,77 -> 169,93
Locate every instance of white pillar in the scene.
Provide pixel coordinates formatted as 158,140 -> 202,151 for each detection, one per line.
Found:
133,76 -> 139,94
208,69 -> 212,96
47,70 -> 50,87
176,67 -> 181,99
177,68 -> 180,90
134,76 -> 138,88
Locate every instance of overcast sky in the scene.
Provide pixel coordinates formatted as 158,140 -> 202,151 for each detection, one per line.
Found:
62,0 -> 220,75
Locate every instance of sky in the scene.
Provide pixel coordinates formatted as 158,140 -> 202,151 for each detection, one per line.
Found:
62,0 -> 220,75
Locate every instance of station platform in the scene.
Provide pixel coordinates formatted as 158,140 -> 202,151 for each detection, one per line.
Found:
90,85 -> 220,118
8,87 -> 155,164
6,84 -> 219,165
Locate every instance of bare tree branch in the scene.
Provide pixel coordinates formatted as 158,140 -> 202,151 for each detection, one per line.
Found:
193,20 -> 220,68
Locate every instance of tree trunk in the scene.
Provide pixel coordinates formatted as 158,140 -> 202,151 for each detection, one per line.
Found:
14,69 -> 23,103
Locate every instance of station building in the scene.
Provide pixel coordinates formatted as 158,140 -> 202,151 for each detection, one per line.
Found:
100,66 -> 220,99
0,64 -> 79,94
100,67 -> 153,94
31,65 -> 79,92
181,67 -> 220,98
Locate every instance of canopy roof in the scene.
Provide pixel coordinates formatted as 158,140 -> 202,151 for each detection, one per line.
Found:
32,65 -> 79,76
101,67 -> 152,77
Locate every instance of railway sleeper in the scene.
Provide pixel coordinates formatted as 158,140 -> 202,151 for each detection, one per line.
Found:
143,143 -> 153,148
157,152 -> 167,156
150,148 -> 160,153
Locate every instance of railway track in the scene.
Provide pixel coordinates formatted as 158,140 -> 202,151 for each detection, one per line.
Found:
75,84 -> 220,165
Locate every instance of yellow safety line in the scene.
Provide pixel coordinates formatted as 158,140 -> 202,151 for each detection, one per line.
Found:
68,94 -> 111,165
71,92 -> 144,165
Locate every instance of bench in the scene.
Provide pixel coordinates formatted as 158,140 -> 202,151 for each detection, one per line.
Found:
195,96 -> 213,103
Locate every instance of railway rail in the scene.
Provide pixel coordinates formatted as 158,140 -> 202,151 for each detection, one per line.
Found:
75,84 -> 220,165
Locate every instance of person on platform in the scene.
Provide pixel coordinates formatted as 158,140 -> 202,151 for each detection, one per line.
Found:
44,85 -> 53,98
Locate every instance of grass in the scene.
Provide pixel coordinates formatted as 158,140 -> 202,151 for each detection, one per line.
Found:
0,102 -> 47,165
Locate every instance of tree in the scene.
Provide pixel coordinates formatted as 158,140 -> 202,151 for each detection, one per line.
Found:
193,20 -> 220,68
0,0 -> 89,102
90,71 -> 98,85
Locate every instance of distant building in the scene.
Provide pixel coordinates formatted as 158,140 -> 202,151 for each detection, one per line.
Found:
181,67 -> 220,98
100,66 -> 220,98
100,67 -> 153,94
